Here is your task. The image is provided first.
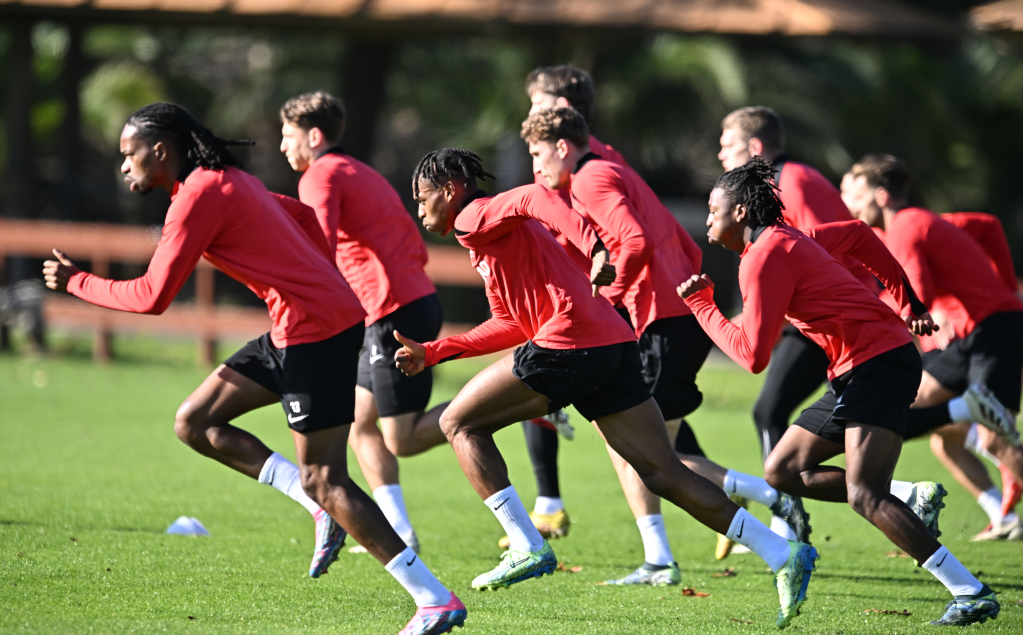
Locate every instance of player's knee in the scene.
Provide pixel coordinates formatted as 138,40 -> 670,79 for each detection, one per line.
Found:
846,482 -> 881,519
762,454 -> 791,491
438,409 -> 463,441
637,468 -> 673,499
173,402 -> 204,446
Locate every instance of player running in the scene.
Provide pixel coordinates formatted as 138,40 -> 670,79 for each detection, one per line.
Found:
841,155 -> 1023,542
521,107 -> 809,586
42,103 -> 465,635
716,106 -> 881,552
682,156 -> 997,626
279,91 -> 446,553
396,148 -> 818,629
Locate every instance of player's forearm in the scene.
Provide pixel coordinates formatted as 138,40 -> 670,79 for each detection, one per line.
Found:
423,320 -> 525,367
67,272 -> 171,315
685,289 -> 770,373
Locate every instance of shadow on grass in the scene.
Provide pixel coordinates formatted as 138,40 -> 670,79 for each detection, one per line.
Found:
0,518 -> 164,534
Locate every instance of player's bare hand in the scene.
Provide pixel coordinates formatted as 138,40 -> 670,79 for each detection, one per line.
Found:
905,311 -> 939,337
590,247 -> 616,297
678,274 -> 714,299
394,330 -> 426,376
42,249 -> 81,293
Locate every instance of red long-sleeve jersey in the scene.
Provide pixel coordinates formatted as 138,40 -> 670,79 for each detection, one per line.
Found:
777,160 -> 877,291
422,186 -> 635,367
298,152 -> 436,325
882,208 -> 1022,342
568,156 -> 697,336
68,167 -> 366,347
684,222 -> 918,379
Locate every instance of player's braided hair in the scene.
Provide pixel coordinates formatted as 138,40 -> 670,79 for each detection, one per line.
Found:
411,148 -> 496,198
713,156 -> 786,228
126,102 -> 254,171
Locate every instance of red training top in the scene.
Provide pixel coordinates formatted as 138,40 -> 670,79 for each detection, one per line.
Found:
298,152 -> 436,325
776,160 -> 877,291
422,185 -> 636,367
568,156 -> 699,336
534,134 -> 630,198
684,222 -> 919,379
68,167 -> 366,347
881,208 -> 1023,342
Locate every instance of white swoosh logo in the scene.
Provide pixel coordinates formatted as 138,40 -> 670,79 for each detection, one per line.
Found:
287,413 -> 310,424
369,354 -> 385,364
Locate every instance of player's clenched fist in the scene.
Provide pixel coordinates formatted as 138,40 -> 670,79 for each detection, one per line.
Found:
42,249 -> 82,293
905,311 -> 940,337
677,274 -> 714,300
589,247 -> 616,297
394,330 -> 426,376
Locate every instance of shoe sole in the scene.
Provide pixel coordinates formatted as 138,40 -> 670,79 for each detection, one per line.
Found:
778,546 -> 818,629
473,562 -> 557,590
930,608 -> 999,626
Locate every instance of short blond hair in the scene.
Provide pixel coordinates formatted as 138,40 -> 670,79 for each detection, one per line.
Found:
280,91 -> 345,144
520,107 -> 589,149
721,106 -> 784,154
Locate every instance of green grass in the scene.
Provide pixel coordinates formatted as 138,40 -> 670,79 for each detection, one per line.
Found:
1,335 -> 1022,634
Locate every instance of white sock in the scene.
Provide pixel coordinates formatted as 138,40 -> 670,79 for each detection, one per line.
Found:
770,515 -> 798,540
948,397 -> 972,423
726,508 -> 791,572
258,452 -> 320,515
385,547 -> 451,607
890,480 -> 915,504
977,487 -> 1004,524
636,515 -> 674,566
723,470 -> 778,507
485,485 -> 544,552
534,496 -> 564,515
965,423 -> 1001,465
922,546 -> 984,596
373,484 -> 416,543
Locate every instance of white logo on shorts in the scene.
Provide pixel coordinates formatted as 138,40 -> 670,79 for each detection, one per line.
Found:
369,344 -> 385,364
289,401 -> 301,413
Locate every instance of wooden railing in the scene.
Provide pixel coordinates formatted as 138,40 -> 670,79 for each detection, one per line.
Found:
0,219 -> 481,364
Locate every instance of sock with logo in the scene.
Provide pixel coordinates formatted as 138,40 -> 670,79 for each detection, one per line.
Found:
922,546 -> 984,596
636,514 -> 674,566
534,496 -> 564,515
258,452 -> 320,515
889,480 -> 915,504
722,470 -> 778,507
385,546 -> 451,607
484,485 -> 544,553
373,484 -> 416,545
977,487 -> 1005,525
726,508 -> 791,572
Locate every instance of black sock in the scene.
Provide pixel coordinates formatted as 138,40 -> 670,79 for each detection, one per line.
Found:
904,405 -> 953,440
523,420 -> 560,498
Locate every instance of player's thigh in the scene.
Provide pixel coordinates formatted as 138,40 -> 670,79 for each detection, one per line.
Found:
913,371 -> 959,407
291,424 -> 353,487
767,423 -> 845,477
441,353 -> 549,435
844,423 -> 903,496
594,398 -> 676,477
179,364 -> 279,425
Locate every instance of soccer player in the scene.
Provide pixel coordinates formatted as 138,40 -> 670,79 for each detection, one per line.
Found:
396,148 -> 818,629
717,106 -> 880,549
41,103 -> 466,635
279,91 -> 446,553
521,107 -> 809,586
681,156 -> 998,626
841,155 -> 1023,542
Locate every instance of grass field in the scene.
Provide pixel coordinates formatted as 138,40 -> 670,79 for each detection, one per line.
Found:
2,334 -> 1022,634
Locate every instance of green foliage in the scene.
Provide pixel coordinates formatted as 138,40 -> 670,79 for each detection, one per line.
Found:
81,61 -> 167,145
2,339 -> 1022,633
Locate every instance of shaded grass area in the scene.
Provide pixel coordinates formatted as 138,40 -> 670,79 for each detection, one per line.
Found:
1,337 -> 1022,634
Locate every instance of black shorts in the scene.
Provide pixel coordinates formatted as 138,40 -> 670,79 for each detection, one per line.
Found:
512,340 -> 651,422
792,342 -> 921,445
923,310 -> 1023,412
639,315 -> 713,421
224,323 -> 365,433
357,294 -> 443,417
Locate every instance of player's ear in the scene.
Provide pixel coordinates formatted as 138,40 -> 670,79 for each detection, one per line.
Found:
733,203 -> 749,223
874,187 -> 890,209
748,137 -> 764,157
556,138 -> 570,159
441,179 -> 457,202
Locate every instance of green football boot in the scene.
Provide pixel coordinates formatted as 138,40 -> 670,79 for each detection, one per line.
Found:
605,562 -> 681,586
930,584 -> 1000,626
769,493 -> 812,544
775,541 -> 819,629
472,539 -> 557,591
910,481 -> 947,540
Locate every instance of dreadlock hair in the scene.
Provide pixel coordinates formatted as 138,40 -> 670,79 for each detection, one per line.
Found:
125,102 -> 254,171
411,148 -> 496,198
713,156 -> 786,228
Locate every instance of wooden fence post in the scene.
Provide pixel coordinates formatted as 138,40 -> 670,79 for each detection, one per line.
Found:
91,258 -> 112,362
196,265 -> 215,366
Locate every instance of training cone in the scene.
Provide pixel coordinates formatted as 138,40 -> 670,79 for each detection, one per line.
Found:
166,516 -> 210,536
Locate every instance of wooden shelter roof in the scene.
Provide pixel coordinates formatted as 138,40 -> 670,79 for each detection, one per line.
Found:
971,0 -> 1023,31
0,0 -> 961,39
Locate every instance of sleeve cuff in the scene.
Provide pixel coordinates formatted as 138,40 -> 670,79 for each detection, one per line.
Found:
682,286 -> 715,309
